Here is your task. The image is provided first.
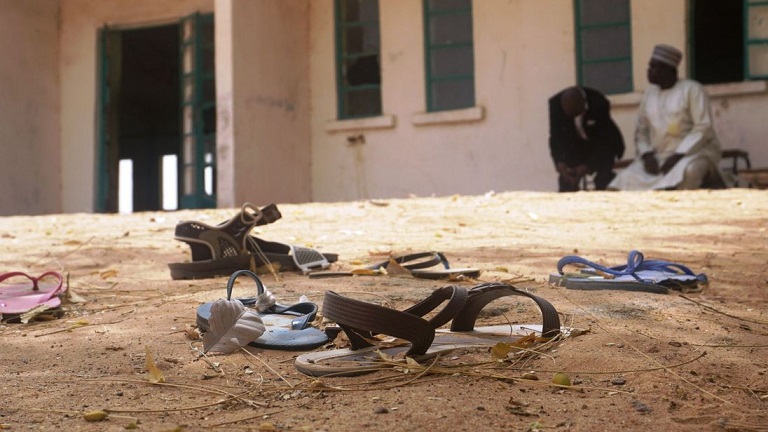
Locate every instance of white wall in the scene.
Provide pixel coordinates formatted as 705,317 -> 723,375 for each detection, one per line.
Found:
308,0 -> 606,201
308,0 -> 768,202
0,0 -> 61,216
6,0 -> 767,215
216,0 -> 312,208
60,0 -> 214,213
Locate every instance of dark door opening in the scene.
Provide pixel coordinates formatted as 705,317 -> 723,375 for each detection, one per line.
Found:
96,14 -> 216,213
119,24 -> 180,212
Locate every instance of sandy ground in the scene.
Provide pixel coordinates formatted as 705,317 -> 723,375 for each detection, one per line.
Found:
0,189 -> 767,432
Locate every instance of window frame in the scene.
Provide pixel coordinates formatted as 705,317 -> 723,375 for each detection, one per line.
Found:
573,0 -> 634,95
745,0 -> 768,79
423,0 -> 476,113
334,0 -> 382,120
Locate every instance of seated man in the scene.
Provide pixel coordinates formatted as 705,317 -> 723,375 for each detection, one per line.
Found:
609,44 -> 722,190
549,86 -> 625,192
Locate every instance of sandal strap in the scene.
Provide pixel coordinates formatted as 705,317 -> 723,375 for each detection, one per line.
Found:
0,271 -> 64,294
366,251 -> 450,271
173,203 -> 282,261
322,286 -> 468,356
224,270 -> 276,312
450,282 -> 561,338
402,285 -> 468,328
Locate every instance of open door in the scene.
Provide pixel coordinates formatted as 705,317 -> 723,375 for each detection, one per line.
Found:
179,12 -> 217,209
95,26 -> 121,213
95,13 -> 215,213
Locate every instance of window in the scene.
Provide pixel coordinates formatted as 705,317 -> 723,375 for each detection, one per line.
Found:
746,0 -> 768,79
690,0 -> 768,83
423,0 -> 475,112
691,1 -> 744,84
335,0 -> 382,119
574,0 -> 632,94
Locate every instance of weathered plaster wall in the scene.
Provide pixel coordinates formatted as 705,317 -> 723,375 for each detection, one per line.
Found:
6,0 -> 766,215
59,0 -> 214,213
216,0 -> 311,208
612,1 -> 768,167
0,0 -> 61,216
308,0 -> 768,201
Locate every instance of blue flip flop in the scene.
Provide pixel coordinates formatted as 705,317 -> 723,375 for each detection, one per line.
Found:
549,250 -> 708,294
196,270 -> 329,350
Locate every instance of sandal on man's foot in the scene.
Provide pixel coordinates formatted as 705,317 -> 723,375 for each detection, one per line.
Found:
196,270 -> 329,351
308,251 -> 479,280
549,249 -> 707,294
294,283 -> 560,377
168,203 -> 338,279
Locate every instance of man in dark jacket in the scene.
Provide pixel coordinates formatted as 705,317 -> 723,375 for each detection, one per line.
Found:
548,86 -> 625,191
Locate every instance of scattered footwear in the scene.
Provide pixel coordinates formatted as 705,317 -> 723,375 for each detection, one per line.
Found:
168,203 -> 338,279
196,270 -> 329,351
308,251 -> 480,280
294,282 -> 560,376
0,271 -> 65,322
549,250 -> 708,294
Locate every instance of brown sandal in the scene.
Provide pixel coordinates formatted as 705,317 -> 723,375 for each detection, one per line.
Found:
294,283 -> 560,376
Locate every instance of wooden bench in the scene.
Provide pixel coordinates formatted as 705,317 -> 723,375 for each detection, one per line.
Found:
581,148 -> 752,190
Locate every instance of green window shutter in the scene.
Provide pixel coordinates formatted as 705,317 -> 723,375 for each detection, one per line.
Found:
423,0 -> 475,112
335,0 -> 382,119
746,0 -> 768,79
574,0 -> 633,94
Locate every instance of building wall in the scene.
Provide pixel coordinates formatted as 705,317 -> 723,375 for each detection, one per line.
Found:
216,0 -> 311,208
0,0 -> 61,216
5,0 -> 767,215
308,0 -> 768,202
614,0 -> 768,167
59,0 -> 214,213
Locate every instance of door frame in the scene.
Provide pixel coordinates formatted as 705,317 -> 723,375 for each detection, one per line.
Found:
95,13 -> 216,212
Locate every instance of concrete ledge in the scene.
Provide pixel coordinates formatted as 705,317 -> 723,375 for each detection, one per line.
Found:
325,114 -> 396,132
411,106 -> 484,126
609,80 -> 767,108
706,80 -> 767,97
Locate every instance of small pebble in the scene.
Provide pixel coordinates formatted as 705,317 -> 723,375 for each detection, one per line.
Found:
631,400 -> 652,413
374,407 -> 389,414
611,378 -> 626,385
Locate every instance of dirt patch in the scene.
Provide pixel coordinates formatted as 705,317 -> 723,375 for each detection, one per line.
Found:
1,189 -> 767,431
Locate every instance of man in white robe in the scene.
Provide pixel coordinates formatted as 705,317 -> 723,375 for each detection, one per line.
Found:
609,44 -> 722,191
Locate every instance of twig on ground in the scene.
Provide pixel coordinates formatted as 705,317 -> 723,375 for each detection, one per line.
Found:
679,295 -> 768,325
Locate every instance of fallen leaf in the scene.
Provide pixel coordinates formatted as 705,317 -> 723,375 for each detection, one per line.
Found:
202,299 -> 266,354
69,319 -> 90,329
385,259 -> 412,277
83,410 -> 108,422
491,342 -> 512,359
19,304 -> 54,324
145,347 -> 166,383
99,269 -> 118,279
66,288 -> 87,304
552,372 -> 571,386
350,268 -> 382,276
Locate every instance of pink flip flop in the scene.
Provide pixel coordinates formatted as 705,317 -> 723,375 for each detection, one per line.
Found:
0,271 -> 65,317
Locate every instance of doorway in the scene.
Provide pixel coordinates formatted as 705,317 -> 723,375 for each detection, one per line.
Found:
96,14 -> 216,213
